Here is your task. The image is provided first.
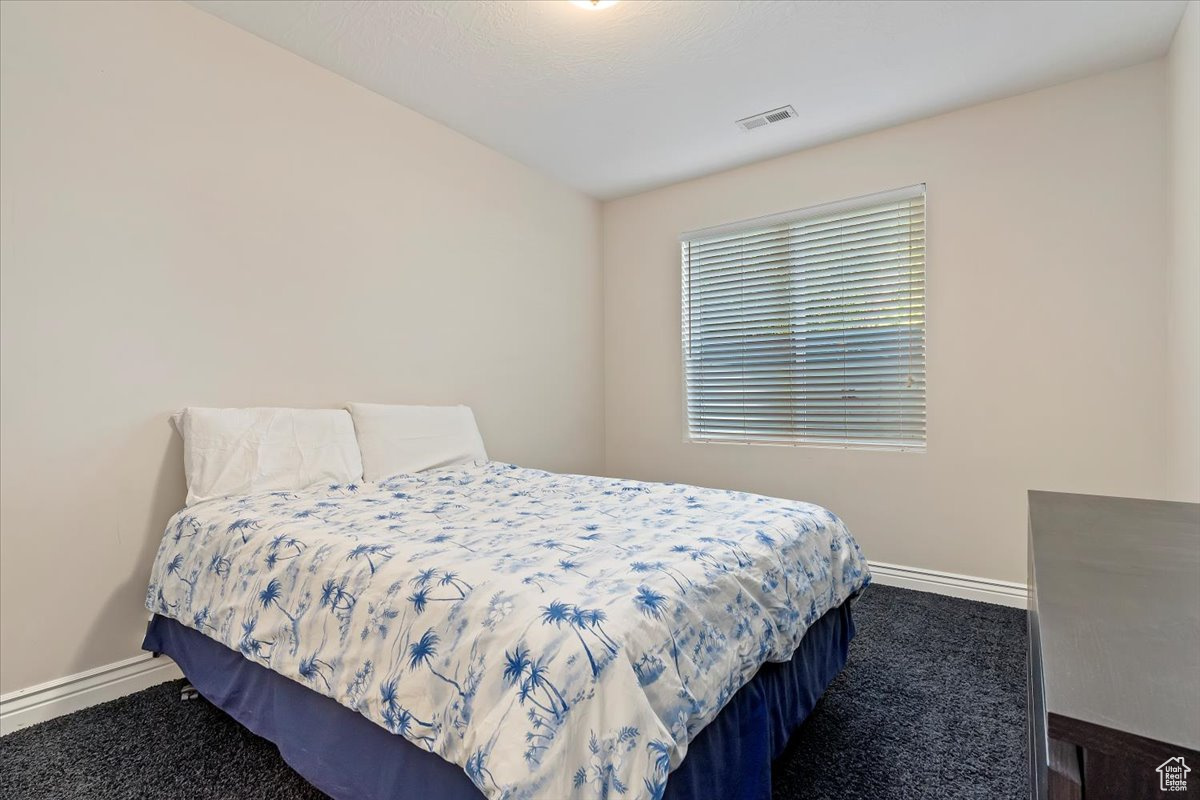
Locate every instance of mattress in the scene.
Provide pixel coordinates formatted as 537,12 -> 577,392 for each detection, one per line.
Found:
144,600 -> 855,800
145,462 -> 870,799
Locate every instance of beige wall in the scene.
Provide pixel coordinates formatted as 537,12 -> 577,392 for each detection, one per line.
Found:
0,1 -> 603,693
603,62 -> 1171,584
1,0 -> 1191,697
1169,1 -> 1200,501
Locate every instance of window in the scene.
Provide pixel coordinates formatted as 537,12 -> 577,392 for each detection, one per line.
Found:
681,185 -> 926,450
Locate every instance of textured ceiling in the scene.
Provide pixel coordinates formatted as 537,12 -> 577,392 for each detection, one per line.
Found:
188,0 -> 1187,199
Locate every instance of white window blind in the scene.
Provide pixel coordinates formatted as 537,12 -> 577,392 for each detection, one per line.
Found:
681,185 -> 926,450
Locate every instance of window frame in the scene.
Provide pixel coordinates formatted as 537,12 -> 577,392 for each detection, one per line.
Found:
679,184 -> 927,453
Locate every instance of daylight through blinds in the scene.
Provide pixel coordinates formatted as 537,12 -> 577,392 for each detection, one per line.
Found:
681,185 -> 926,449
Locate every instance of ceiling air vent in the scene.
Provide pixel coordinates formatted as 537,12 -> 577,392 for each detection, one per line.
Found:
735,105 -> 797,132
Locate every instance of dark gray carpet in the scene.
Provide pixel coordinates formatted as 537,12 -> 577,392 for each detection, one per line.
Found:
0,585 -> 1027,799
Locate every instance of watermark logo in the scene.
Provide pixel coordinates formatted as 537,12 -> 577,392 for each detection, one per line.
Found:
1158,757 -> 1191,792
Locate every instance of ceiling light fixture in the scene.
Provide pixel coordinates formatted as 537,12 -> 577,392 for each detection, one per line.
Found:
570,0 -> 618,9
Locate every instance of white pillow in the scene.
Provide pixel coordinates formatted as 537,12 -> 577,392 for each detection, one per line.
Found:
347,403 -> 487,481
177,407 -> 364,507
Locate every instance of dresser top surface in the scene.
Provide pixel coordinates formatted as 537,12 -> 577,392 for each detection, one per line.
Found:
1029,490 -> 1200,751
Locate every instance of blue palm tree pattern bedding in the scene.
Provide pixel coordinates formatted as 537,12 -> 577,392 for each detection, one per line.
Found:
145,462 -> 870,800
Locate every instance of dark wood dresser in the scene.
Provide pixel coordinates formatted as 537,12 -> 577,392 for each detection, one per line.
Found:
1028,491 -> 1200,799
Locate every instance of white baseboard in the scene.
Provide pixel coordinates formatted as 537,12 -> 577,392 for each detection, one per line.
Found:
0,652 -> 183,736
867,559 -> 1028,608
0,560 -> 1024,735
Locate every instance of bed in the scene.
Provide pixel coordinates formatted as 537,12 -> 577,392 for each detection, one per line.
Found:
143,461 -> 870,800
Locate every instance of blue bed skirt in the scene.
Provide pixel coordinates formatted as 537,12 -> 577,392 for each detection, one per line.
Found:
143,601 -> 854,800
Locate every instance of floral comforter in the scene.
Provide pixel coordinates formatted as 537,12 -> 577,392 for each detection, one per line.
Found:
146,462 -> 870,799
